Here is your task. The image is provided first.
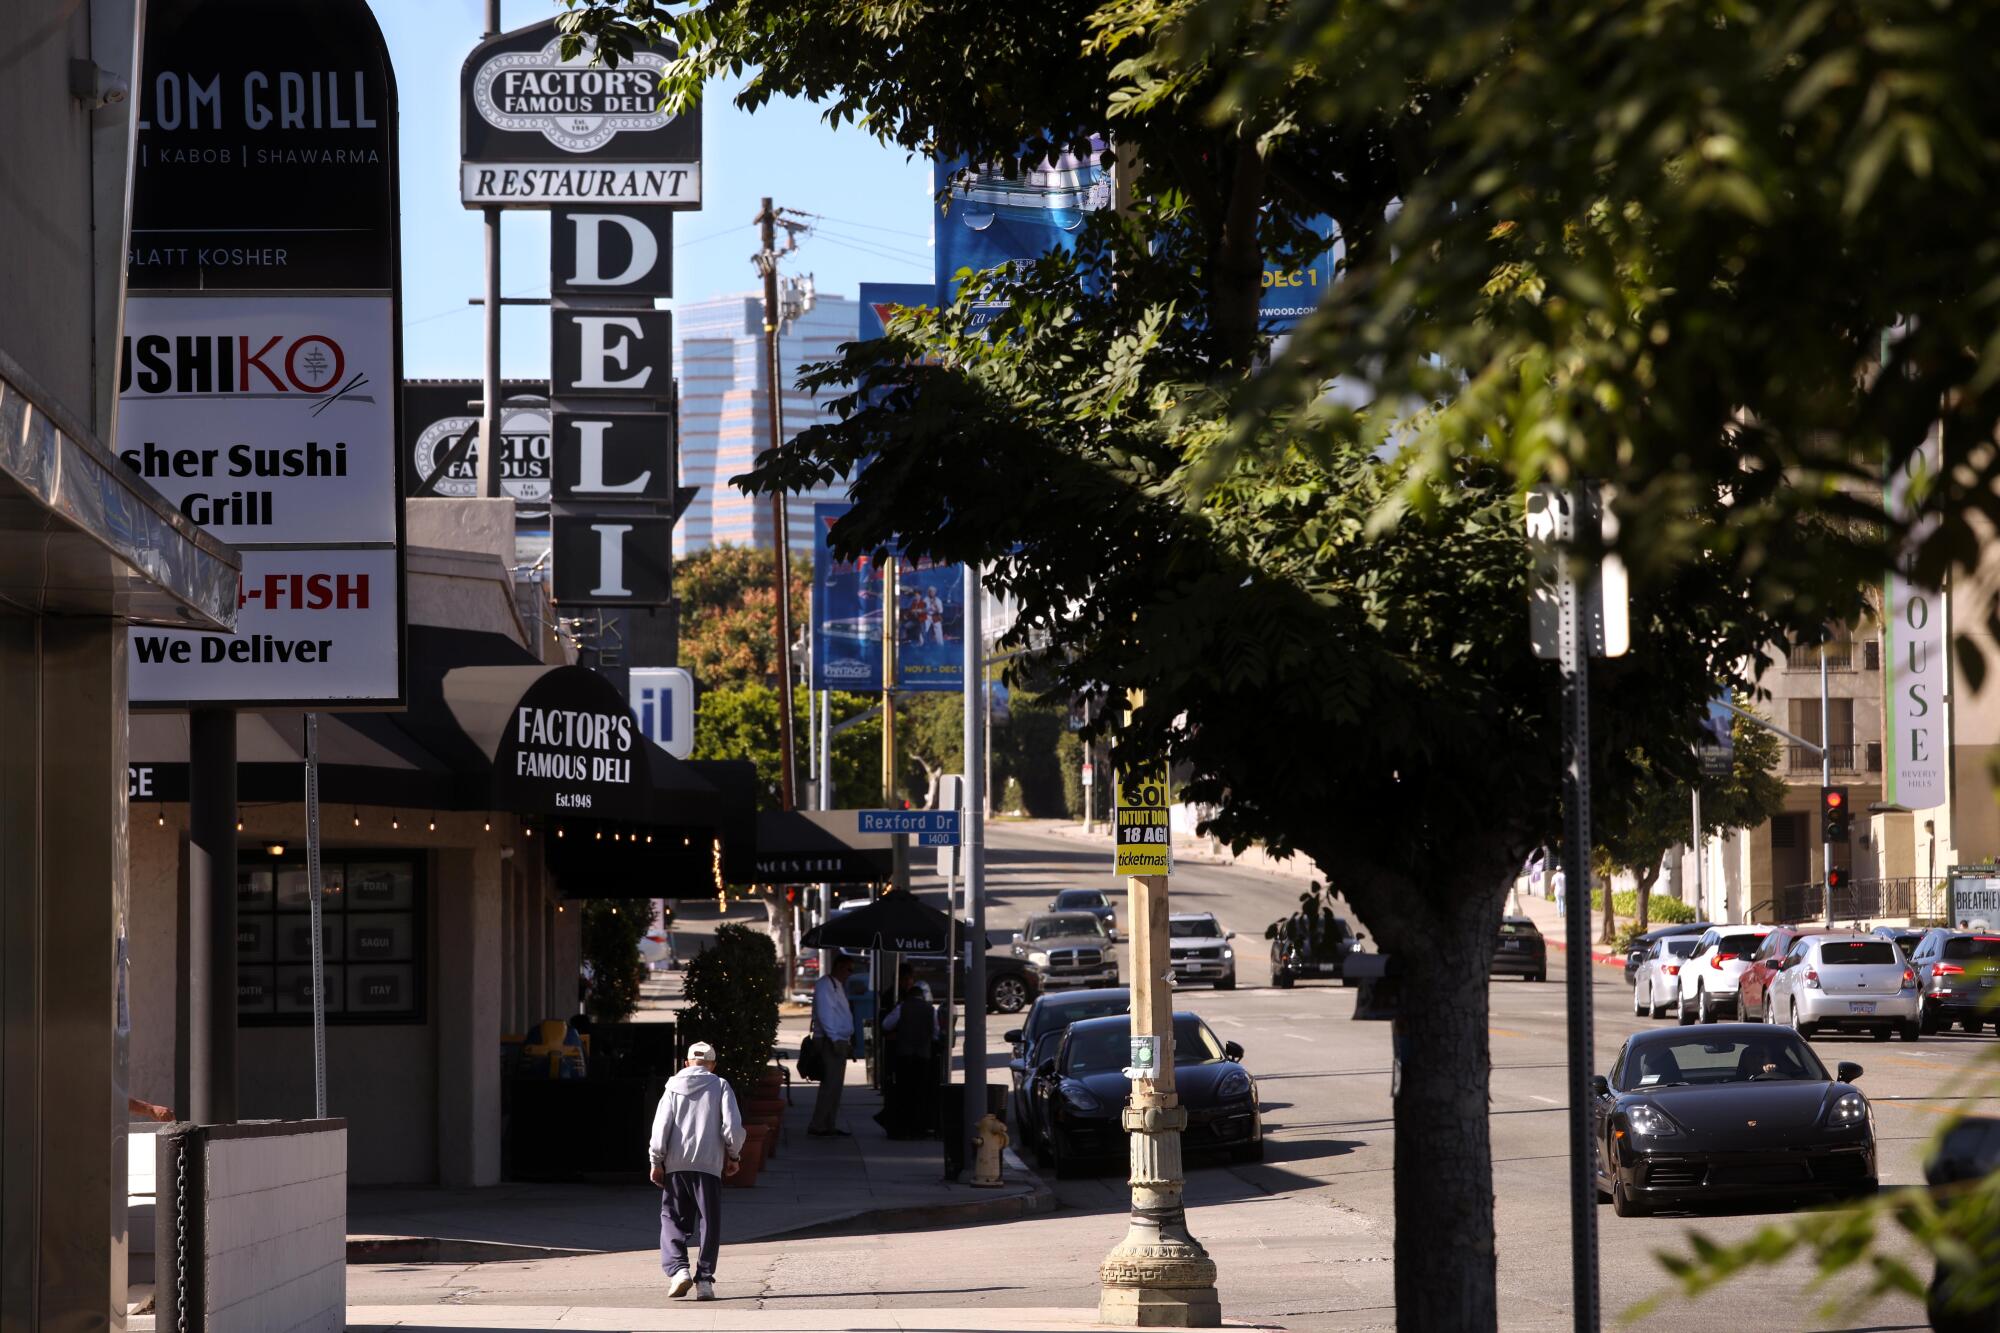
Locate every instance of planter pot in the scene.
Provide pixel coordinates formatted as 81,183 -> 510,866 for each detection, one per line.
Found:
728,1127 -> 770,1187
747,1098 -> 784,1121
754,1070 -> 783,1098
751,1116 -> 780,1161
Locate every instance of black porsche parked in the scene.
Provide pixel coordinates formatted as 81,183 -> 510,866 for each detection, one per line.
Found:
1592,1024 -> 1876,1217
1029,1012 -> 1262,1177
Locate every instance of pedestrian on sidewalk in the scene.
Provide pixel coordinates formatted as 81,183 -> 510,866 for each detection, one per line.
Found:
880,977 -> 940,1139
648,1041 -> 745,1302
808,955 -> 856,1137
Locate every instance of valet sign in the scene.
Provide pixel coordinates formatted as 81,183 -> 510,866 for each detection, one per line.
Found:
124,0 -> 404,707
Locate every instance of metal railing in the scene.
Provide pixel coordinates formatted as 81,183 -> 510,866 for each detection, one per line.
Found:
1787,642 -> 1855,671
1787,743 -> 1860,773
1770,877 -> 1949,924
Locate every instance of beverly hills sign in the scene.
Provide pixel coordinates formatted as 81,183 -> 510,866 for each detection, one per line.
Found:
460,24 -> 700,207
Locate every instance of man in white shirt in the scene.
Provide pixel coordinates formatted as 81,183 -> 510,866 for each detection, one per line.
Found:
809,955 -> 856,1136
648,1041 -> 744,1301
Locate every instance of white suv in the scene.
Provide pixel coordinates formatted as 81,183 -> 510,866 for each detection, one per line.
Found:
1767,932 -> 1920,1041
1674,926 -> 1774,1024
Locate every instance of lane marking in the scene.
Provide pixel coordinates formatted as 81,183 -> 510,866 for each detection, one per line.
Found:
1489,1027 -> 1528,1040
1528,1094 -> 1559,1105
1283,1032 -> 1311,1042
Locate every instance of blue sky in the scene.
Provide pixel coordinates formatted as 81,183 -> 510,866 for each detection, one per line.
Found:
372,1 -> 932,379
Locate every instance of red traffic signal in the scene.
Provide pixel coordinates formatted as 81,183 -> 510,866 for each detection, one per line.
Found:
1820,786 -> 1851,841
1827,866 -> 1846,890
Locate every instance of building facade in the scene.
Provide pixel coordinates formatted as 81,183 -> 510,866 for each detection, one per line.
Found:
674,292 -> 858,555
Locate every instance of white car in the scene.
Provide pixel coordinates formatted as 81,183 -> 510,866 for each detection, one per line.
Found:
1674,926 -> 1775,1024
1631,936 -> 1701,1019
1766,932 -> 1920,1041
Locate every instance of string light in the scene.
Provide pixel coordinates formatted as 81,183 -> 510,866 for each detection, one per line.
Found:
645,833 -> 653,844
391,811 -> 400,830
556,826 -> 564,838
525,825 -> 534,838
265,842 -> 285,857
595,829 -> 602,841
236,818 -> 244,832
353,807 -> 361,828
428,812 -> 436,832
484,819 -> 492,832
156,803 -> 165,827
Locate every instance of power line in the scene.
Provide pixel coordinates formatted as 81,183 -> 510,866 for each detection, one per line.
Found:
406,283 -> 548,327
808,232 -> 931,273
811,224 -> 930,262
793,211 -> 931,242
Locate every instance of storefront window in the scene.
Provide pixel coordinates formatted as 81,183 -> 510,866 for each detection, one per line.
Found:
237,853 -> 423,1025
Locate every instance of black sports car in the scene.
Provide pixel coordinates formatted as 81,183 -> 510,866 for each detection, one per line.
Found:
1029,1012 -> 1262,1177
1593,1024 -> 1876,1217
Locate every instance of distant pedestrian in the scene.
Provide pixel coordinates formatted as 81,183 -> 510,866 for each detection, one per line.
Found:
809,955 -> 856,1137
1553,867 -> 1567,917
881,978 -> 940,1139
648,1041 -> 745,1303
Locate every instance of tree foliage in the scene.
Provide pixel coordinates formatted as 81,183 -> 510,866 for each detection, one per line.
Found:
580,898 -> 649,1022
552,0 -> 1947,1323
1597,708 -> 1788,933
677,921 -> 784,1090
676,545 -> 808,695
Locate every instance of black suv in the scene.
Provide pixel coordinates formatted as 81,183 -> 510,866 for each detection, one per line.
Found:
1269,911 -> 1364,987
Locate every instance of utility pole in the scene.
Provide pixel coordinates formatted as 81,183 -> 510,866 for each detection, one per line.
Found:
1690,786 -> 1705,920
961,563 -> 989,1155
755,197 -> 801,810
477,0 -> 502,500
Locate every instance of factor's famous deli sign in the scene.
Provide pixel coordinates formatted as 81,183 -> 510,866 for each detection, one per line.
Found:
490,667 -> 655,820
512,705 -> 637,795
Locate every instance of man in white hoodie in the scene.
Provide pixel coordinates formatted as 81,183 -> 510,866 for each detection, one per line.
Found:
648,1041 -> 746,1301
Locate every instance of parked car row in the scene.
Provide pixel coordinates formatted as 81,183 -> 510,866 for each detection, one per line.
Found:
1000,985 -> 1264,1178
1628,921 -> 2000,1044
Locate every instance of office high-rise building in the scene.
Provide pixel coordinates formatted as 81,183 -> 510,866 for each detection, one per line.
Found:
675,292 -> 858,555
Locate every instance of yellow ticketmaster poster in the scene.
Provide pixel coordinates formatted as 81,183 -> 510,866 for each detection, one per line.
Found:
1114,765 -> 1172,877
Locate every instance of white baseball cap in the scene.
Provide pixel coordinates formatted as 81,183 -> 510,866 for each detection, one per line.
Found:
687,1041 -> 717,1062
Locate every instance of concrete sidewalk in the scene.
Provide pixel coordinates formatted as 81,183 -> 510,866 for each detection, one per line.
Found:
349,1078 -> 1049,1263
1508,883 -> 1630,970
344,1308 -> 1284,1330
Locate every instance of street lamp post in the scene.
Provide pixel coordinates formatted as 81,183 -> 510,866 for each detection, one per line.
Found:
1098,727 -> 1219,1327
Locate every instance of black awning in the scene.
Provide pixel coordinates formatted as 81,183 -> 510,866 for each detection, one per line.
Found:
800,890 -> 951,952
753,810 -> 894,885
441,662 -> 721,826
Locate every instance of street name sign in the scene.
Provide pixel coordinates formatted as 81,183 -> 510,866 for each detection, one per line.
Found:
1114,765 -> 1172,877
858,810 -> 960,836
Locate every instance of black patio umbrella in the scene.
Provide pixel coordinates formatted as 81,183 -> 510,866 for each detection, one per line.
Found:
800,891 -> 953,953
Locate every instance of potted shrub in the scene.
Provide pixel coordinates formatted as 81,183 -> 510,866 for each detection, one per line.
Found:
678,922 -> 784,1106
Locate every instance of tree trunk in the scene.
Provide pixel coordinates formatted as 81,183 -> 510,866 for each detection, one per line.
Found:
1634,857 -> 1661,934
1385,879 -> 1507,1331
1337,853 -> 1514,1333
1599,870 -> 1617,945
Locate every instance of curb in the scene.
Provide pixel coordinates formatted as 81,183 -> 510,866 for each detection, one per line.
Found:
345,1235 -> 597,1264
1547,939 -> 1629,971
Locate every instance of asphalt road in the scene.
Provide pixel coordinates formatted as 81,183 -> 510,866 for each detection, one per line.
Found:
354,823 -> 1995,1330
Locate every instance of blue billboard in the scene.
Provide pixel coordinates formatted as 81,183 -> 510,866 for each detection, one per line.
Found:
860,282 -> 935,342
811,502 -> 885,692
934,139 -> 1112,325
811,502 -> 964,693
1261,215 -> 1341,333
893,552 -> 963,692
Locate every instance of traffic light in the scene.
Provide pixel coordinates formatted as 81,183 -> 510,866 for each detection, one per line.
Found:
1820,786 -> 1851,842
1827,866 -> 1847,892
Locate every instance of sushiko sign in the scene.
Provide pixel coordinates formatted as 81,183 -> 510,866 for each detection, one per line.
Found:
460,20 -> 701,207
123,0 -> 404,707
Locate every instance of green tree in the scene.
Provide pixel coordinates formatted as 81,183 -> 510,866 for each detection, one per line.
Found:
675,544 -> 808,695
1596,710 -> 1788,938
693,683 -> 881,813
551,4 -> 1797,1325
580,898 -> 648,1022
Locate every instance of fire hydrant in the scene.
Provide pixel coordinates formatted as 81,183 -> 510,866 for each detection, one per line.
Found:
971,1113 -> 1008,1188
